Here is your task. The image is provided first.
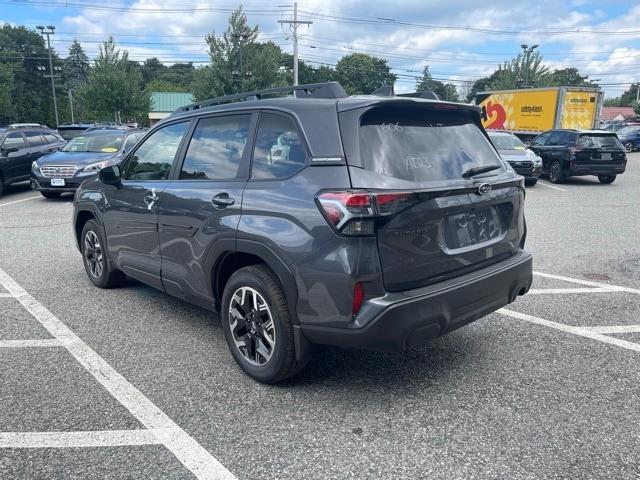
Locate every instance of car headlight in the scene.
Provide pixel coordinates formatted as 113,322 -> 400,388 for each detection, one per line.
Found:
82,160 -> 114,173
31,161 -> 40,173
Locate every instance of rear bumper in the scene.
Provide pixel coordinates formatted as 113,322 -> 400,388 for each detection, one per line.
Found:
568,163 -> 626,176
301,249 -> 533,352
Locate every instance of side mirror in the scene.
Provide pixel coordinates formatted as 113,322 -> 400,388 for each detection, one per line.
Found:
99,165 -> 121,185
524,141 -> 531,147
1,146 -> 19,154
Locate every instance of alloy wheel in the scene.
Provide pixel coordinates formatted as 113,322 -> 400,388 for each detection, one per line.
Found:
228,286 -> 276,366
550,163 -> 561,183
625,142 -> 634,153
83,230 -> 104,278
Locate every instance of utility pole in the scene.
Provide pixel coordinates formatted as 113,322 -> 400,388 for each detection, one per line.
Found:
68,89 -> 75,123
278,3 -> 312,87
520,44 -> 538,89
37,25 -> 59,127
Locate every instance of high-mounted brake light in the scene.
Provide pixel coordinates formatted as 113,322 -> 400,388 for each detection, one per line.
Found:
316,190 -> 417,236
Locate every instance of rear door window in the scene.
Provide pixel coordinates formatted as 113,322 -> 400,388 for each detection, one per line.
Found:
578,134 -> 623,149
359,106 -> 504,182
180,115 -> 251,180
25,132 -> 47,147
44,133 -> 61,144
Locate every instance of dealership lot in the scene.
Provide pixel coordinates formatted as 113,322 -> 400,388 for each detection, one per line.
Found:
1,157 -> 639,479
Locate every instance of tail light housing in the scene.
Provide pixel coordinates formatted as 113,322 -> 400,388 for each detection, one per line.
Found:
352,282 -> 365,317
316,190 -> 416,236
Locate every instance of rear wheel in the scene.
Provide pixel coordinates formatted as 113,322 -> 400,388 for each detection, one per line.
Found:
598,174 -> 616,184
81,219 -> 126,288
221,265 -> 307,383
40,191 -> 61,199
548,161 -> 565,184
624,141 -> 634,153
524,178 -> 537,187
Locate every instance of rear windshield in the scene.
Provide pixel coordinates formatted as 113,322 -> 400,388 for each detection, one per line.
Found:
577,134 -> 623,149
359,106 -> 504,182
488,133 -> 527,151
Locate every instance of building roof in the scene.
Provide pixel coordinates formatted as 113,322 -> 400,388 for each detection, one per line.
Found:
150,92 -> 195,113
601,106 -> 635,121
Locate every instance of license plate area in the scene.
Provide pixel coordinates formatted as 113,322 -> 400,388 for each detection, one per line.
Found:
600,153 -> 611,161
443,206 -> 505,251
50,178 -> 65,187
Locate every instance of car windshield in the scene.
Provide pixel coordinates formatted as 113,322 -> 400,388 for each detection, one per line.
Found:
577,134 -> 623,149
488,134 -> 527,150
616,126 -> 640,136
359,106 -> 504,183
61,133 -> 124,153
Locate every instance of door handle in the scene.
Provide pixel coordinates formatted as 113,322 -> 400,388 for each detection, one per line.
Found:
211,193 -> 235,207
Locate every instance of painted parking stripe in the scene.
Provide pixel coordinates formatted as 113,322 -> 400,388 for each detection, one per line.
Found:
527,287 -> 623,295
499,308 -> 640,353
576,325 -> 640,334
0,339 -> 63,348
0,429 -> 162,449
534,271 -> 640,295
536,181 -> 567,192
0,266 -> 237,480
0,196 -> 40,207
0,292 -> 14,297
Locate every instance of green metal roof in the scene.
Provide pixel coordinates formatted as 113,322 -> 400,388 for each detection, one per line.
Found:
150,92 -> 195,113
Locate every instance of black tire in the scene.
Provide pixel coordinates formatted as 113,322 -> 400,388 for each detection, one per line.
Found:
40,191 -> 62,199
598,174 -> 616,184
221,265 -> 308,383
624,141 -> 634,153
548,161 -> 565,184
0,175 -> 4,197
524,178 -> 538,187
80,219 -> 126,288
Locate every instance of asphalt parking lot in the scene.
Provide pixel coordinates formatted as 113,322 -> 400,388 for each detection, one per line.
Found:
1,156 -> 639,480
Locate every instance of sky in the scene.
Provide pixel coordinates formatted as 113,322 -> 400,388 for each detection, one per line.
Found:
2,0 -> 640,98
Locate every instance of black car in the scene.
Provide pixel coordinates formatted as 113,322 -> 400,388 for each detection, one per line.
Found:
73,82 -> 532,383
31,129 -> 145,198
0,125 -> 66,196
529,129 -> 627,184
487,130 -> 542,186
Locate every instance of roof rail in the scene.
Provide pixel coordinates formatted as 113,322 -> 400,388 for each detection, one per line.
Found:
174,82 -> 348,114
8,123 -> 45,129
369,85 -> 440,101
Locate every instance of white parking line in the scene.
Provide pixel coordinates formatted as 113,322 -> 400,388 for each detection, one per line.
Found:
0,339 -> 63,348
0,266 -> 237,480
534,271 -> 640,295
0,292 -> 14,297
0,196 -> 40,208
0,429 -> 161,449
528,287 -> 623,295
536,181 -> 567,192
578,325 -> 640,334
499,308 -> 640,353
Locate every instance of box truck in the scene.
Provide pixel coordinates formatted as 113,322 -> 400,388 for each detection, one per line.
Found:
475,86 -> 604,140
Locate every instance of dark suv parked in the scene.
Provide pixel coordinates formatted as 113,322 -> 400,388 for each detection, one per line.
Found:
529,129 -> 626,184
73,82 -> 533,383
0,125 -> 66,196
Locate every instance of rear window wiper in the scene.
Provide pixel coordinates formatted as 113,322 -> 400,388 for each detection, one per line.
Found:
462,164 -> 502,178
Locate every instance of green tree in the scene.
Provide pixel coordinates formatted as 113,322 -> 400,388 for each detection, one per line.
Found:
335,53 -> 396,95
549,67 -> 590,87
63,40 -> 90,91
0,63 -> 14,120
280,54 -> 337,85
78,37 -> 150,123
146,79 -> 189,93
415,66 -> 459,101
141,57 -> 166,84
0,24 -> 57,125
156,63 -> 195,90
620,83 -> 640,110
193,6 -> 285,99
488,51 -> 551,90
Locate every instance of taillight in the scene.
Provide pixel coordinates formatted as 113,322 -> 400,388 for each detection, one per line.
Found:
352,282 -> 365,317
316,190 -> 416,236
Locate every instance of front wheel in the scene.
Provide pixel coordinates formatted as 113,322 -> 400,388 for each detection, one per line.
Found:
81,219 -> 126,288
221,265 -> 308,383
598,174 -> 616,184
624,141 -> 634,153
548,161 -> 565,184
40,191 -> 61,199
524,178 -> 538,187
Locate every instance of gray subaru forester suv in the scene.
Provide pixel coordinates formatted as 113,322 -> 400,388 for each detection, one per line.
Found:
73,82 -> 532,383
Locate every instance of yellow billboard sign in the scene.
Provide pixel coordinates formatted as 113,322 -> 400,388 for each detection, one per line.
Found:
559,91 -> 598,129
478,89 -> 559,132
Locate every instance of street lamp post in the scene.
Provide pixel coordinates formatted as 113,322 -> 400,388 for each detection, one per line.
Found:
36,25 -> 59,127
520,44 -> 539,89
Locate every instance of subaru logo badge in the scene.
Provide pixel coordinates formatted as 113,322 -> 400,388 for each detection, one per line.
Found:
477,183 -> 492,195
